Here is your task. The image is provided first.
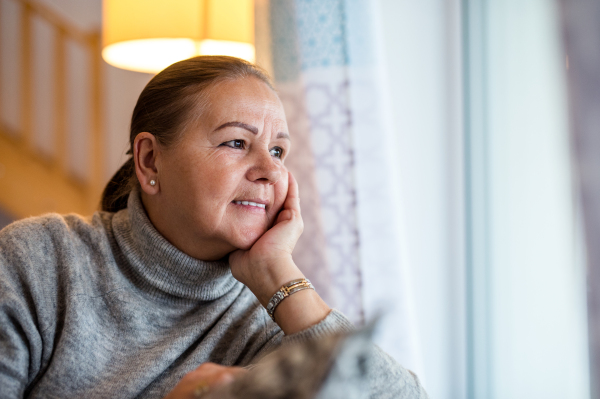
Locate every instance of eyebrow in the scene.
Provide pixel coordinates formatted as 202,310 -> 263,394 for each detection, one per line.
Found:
213,121 -> 291,141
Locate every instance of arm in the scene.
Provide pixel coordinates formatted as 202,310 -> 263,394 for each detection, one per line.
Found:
0,235 -> 45,399
168,172 -> 427,398
0,282 -> 35,399
368,346 -> 429,399
228,172 -> 428,398
0,217 -> 65,399
167,327 -> 428,399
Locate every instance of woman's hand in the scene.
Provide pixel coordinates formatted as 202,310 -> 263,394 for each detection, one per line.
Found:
229,171 -> 304,305
163,362 -> 246,399
229,172 -> 330,334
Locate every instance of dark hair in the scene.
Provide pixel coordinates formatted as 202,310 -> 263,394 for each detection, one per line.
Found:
100,56 -> 274,212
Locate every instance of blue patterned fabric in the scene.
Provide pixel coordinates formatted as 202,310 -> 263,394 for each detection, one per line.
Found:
270,0 -> 353,81
296,0 -> 349,69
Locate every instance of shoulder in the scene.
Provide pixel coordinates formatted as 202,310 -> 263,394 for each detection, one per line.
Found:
0,211 -> 118,328
0,211 -> 114,253
0,211 -> 116,294
0,213 -> 74,265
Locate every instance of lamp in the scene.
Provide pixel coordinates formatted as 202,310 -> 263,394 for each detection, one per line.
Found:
102,0 -> 254,74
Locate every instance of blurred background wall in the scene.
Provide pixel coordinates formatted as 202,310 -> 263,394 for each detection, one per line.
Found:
0,1 -> 593,398
0,0 -> 151,227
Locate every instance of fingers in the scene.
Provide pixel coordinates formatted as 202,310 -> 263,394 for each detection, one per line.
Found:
189,362 -> 246,385
276,209 -> 293,224
276,172 -> 300,224
163,362 -> 247,399
274,172 -> 303,235
284,171 -> 300,214
189,363 -> 246,386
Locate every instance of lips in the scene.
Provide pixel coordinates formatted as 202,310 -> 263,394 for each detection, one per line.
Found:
231,198 -> 269,211
233,200 -> 266,210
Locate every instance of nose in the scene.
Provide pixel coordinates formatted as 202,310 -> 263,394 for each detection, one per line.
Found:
246,150 -> 282,184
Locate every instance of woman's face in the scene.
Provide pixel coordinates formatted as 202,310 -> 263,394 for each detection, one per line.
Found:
152,77 -> 291,259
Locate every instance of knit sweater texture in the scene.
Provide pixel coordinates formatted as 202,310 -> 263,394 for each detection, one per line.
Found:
0,191 -> 428,398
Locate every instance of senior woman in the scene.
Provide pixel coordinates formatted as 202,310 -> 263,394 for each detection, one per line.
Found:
0,56 -> 427,399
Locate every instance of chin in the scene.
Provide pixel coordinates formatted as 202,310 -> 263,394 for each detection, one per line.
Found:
230,227 -> 267,251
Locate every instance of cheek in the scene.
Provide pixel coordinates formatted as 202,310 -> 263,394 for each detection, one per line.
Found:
200,165 -> 238,199
165,153 -> 243,221
187,153 -> 240,198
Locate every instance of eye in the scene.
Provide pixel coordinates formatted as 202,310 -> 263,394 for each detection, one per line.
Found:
221,139 -> 245,149
270,147 -> 284,159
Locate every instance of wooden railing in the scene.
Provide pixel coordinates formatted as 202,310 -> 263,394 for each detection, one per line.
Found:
0,0 -> 104,219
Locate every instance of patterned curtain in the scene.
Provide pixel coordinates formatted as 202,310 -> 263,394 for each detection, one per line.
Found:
266,0 -> 422,373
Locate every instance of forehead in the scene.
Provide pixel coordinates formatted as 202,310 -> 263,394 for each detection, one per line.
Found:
201,77 -> 287,128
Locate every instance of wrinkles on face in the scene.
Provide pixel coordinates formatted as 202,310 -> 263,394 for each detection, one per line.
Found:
153,76 -> 291,257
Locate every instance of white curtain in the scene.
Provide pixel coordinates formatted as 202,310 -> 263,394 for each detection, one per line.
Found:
463,0 -> 589,398
562,0 -> 600,397
258,0 -> 591,398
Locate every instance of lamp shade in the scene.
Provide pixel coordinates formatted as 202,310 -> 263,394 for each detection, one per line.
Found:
102,0 -> 254,74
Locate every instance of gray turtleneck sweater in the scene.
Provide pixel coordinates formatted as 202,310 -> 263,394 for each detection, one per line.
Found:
0,191 -> 427,398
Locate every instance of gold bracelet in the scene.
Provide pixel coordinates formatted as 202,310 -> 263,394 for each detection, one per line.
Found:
265,278 -> 315,321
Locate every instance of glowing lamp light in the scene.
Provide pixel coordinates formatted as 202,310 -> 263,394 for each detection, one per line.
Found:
102,0 -> 255,74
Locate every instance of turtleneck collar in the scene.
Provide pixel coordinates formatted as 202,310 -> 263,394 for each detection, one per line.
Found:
111,188 -> 239,301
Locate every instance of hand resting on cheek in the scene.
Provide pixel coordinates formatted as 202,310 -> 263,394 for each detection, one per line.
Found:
228,172 -> 331,335
228,171 -> 303,303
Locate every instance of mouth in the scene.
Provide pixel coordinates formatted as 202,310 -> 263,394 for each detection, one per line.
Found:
232,200 -> 267,210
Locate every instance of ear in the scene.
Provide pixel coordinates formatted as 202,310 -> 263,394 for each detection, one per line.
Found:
133,132 -> 161,195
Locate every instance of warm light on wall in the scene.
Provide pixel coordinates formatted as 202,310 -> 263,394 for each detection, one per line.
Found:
102,0 -> 255,74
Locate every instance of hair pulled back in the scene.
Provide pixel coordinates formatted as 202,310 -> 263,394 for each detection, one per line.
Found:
100,56 -> 274,212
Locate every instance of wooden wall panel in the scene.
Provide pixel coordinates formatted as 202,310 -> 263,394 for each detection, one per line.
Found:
30,14 -> 57,158
0,131 -> 89,217
0,0 -> 103,219
65,37 -> 91,182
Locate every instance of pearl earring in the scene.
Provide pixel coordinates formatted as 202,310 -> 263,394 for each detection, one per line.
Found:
150,180 -> 156,186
